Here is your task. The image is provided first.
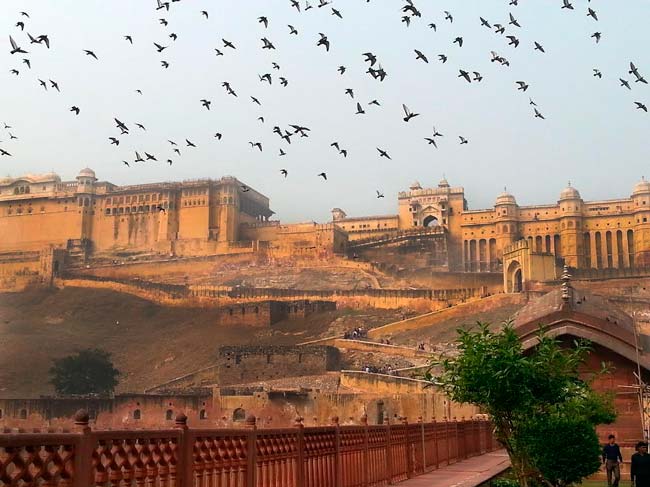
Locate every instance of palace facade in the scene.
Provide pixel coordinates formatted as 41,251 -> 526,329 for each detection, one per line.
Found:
333,178 -> 650,272
0,168 -> 345,258
2,169 -> 650,275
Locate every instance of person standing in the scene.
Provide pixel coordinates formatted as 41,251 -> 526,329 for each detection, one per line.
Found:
632,441 -> 650,487
602,434 -> 623,487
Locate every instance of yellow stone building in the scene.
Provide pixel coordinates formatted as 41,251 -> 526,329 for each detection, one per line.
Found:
2,169 -> 650,276
333,178 -> 650,272
0,169 -> 345,258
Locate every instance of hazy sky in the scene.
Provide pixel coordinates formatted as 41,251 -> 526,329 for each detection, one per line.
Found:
1,0 -> 650,222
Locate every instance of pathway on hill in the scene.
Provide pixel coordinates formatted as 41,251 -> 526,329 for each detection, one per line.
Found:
398,450 -> 510,487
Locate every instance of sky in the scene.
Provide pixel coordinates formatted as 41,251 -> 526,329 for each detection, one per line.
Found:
1,0 -> 650,223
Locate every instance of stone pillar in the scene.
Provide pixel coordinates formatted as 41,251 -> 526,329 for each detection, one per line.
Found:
590,232 -> 598,269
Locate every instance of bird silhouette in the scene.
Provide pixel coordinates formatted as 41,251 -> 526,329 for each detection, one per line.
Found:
280,169 -> 288,177
9,36 -> 27,54
635,102 -> 648,112
414,49 -> 429,63
377,148 -> 391,159
317,33 -> 330,51
318,172 -> 327,180
402,104 -> 419,122
70,106 -> 80,115
83,49 -> 98,59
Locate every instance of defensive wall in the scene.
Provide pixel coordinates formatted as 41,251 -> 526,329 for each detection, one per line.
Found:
49,274 -> 488,311
217,300 -> 337,327
146,346 -> 340,393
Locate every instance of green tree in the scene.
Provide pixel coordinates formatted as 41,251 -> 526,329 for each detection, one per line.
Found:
49,349 -> 120,395
428,323 -> 615,487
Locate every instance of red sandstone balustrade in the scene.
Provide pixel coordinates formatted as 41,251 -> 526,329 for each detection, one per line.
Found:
0,410 -> 499,487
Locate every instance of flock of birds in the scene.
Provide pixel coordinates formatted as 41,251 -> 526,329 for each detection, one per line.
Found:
2,0 -> 649,198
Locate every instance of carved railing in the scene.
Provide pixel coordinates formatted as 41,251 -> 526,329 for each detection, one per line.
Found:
0,411 -> 498,487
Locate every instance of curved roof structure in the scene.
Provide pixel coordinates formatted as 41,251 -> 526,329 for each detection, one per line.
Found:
513,272 -> 648,369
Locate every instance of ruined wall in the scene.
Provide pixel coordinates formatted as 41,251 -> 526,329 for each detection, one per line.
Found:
0,393 -> 213,430
217,346 -> 340,386
217,300 -> 337,327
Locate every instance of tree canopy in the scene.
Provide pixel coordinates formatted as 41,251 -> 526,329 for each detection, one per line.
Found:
428,323 -> 615,487
49,348 -> 120,395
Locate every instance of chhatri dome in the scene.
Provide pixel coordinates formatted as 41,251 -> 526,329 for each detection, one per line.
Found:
77,167 -> 96,180
437,177 -> 450,189
633,177 -> 650,196
495,187 -> 516,206
410,181 -> 422,190
559,182 -> 581,200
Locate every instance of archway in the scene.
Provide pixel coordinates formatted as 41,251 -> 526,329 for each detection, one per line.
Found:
506,260 -> 523,293
422,215 -> 439,227
233,408 -> 246,422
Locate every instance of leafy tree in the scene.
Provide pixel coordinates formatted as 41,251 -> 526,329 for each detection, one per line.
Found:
49,349 -> 120,395
428,323 -> 615,487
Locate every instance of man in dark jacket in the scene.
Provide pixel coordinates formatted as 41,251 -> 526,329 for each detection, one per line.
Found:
632,442 -> 650,487
603,434 -> 623,487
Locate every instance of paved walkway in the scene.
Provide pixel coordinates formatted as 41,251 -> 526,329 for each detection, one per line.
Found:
399,451 -> 511,487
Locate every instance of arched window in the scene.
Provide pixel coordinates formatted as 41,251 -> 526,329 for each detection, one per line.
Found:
133,409 -> 141,420
166,409 -> 174,421
199,409 -> 207,420
19,409 -> 27,419
233,408 -> 246,422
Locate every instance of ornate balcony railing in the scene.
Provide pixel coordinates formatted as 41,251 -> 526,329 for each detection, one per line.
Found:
0,411 -> 498,487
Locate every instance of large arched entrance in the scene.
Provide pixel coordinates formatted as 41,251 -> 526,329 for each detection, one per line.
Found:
506,260 -> 523,293
422,215 -> 439,227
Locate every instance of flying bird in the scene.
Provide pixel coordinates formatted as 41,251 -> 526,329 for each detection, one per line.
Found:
509,13 -> 521,27
70,106 -> 80,115
186,139 -> 196,147
635,102 -> 648,112
516,81 -> 529,91
459,136 -> 468,145
355,103 -> 365,115
414,49 -> 428,63
458,70 -> 472,83
201,99 -> 211,110
402,104 -> 419,122
109,137 -> 119,146
9,36 -> 27,54
620,79 -> 631,90
593,69 -> 602,79
591,32 -> 601,43
561,0 -> 574,10
534,42 -> 545,53
249,141 -> 263,152
377,148 -> 391,159
317,33 -> 330,51
587,8 -> 598,21
258,16 -> 269,28
288,25 -> 298,35
83,49 -> 98,59
317,172 -> 327,180
376,191 -> 384,199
